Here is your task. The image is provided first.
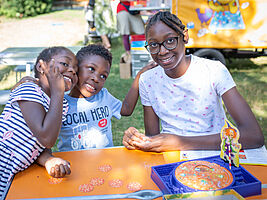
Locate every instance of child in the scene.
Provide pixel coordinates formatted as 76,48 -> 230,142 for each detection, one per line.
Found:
0,47 -> 78,197
37,44 -> 156,177
122,11 -> 264,152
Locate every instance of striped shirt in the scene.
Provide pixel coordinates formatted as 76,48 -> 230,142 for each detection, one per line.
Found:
0,82 -> 68,197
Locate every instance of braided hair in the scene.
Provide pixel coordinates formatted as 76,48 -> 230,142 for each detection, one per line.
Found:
34,46 -> 72,78
76,44 -> 112,68
145,11 -> 185,37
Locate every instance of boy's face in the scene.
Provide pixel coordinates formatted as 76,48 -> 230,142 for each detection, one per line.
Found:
72,55 -> 110,98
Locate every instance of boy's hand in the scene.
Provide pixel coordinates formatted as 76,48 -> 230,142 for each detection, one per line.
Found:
11,76 -> 38,91
137,61 -> 158,75
123,127 -> 151,150
45,157 -> 71,178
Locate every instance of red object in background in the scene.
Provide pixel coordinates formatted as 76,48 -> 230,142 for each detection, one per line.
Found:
131,34 -> 146,41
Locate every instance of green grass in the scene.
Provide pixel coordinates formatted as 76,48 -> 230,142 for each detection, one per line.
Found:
0,29 -> 266,147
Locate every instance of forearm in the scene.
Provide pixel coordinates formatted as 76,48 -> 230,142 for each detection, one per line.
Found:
171,133 -> 222,151
36,148 -> 53,167
41,92 -> 64,147
121,73 -> 140,116
237,124 -> 264,149
143,133 -> 222,152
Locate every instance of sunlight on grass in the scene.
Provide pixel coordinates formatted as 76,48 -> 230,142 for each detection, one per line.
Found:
0,65 -> 17,90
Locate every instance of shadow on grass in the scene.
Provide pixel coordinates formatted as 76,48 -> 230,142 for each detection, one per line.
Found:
226,58 -> 267,70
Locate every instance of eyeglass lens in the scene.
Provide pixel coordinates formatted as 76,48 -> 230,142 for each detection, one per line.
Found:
148,37 -> 178,54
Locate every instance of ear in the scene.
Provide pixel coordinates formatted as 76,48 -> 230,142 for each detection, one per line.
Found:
182,29 -> 189,44
36,61 -> 44,75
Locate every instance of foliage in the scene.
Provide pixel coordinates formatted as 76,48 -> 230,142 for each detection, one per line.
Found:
0,0 -> 52,18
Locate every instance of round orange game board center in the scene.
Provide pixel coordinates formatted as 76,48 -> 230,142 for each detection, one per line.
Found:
175,160 -> 233,190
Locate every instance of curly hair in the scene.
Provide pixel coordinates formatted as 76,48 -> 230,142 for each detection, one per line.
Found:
34,46 -> 72,78
76,44 -> 112,68
145,11 -> 185,37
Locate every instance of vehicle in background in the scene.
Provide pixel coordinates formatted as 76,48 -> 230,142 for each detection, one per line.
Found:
172,0 -> 267,65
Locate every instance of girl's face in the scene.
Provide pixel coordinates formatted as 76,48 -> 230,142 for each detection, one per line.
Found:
51,50 -> 78,92
71,55 -> 110,98
146,21 -> 187,77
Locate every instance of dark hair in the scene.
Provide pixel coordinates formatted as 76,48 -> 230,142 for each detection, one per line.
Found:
76,44 -> 112,67
145,11 -> 185,37
34,46 -> 72,78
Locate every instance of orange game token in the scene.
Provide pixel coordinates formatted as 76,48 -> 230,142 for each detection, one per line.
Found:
109,179 -> 123,188
127,181 -> 142,191
48,177 -> 63,184
79,184 -> 94,192
98,164 -> 112,172
90,177 -> 104,186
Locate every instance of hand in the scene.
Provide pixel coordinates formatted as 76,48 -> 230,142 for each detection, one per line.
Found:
123,127 -> 151,150
44,157 -> 71,178
137,61 -> 158,76
39,59 -> 65,94
132,133 -> 181,153
11,76 -> 39,91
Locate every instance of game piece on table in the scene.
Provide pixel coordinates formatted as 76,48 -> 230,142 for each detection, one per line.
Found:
220,119 -> 242,168
127,181 -> 142,191
79,183 -> 94,192
109,179 -> 123,188
98,164 -> 112,172
90,177 -> 104,186
48,177 -> 63,184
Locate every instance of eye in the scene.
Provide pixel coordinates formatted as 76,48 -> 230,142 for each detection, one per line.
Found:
60,62 -> 69,67
166,37 -> 175,44
100,74 -> 107,80
149,42 -> 159,48
88,67 -> 94,72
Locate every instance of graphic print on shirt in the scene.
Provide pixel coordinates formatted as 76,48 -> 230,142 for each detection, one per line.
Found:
62,106 -> 110,150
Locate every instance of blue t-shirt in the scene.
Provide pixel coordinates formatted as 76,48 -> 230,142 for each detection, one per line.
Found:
56,88 -> 122,152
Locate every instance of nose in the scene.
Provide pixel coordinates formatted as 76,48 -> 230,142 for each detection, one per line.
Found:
158,44 -> 169,55
91,72 -> 100,83
68,65 -> 77,75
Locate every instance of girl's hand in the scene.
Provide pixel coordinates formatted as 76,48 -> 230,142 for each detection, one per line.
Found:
39,59 -> 65,94
45,157 -> 71,178
123,127 -> 151,150
11,76 -> 39,91
132,133 -> 180,152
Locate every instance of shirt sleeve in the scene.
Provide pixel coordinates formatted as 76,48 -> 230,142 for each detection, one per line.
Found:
10,82 -> 47,108
105,89 -> 122,120
210,61 -> 236,96
139,74 -> 151,106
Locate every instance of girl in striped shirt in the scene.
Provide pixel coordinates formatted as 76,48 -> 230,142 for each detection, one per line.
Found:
0,47 -> 78,198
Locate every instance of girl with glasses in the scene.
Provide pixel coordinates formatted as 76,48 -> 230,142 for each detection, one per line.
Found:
122,11 -> 264,152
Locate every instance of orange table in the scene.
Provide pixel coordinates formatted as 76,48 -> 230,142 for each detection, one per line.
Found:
5,147 -> 267,199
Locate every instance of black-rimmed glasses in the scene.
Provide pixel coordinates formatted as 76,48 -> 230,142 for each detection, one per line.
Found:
144,36 -> 180,54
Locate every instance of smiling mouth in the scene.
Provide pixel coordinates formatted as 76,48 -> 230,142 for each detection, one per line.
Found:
63,76 -> 72,84
85,83 -> 96,93
159,56 -> 174,64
